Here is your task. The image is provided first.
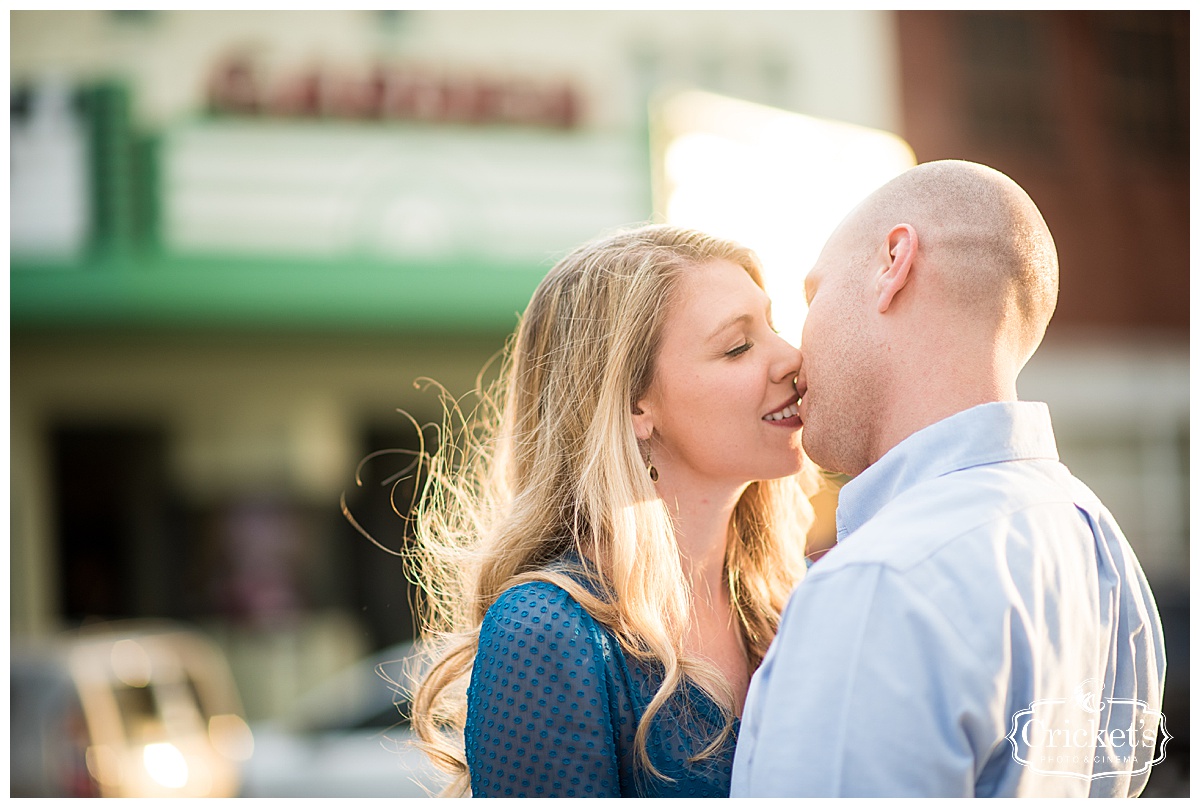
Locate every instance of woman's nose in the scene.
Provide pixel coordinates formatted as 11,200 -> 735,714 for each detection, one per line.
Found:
771,335 -> 803,385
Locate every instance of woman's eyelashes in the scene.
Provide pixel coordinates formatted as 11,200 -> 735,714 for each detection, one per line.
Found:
721,314 -> 774,357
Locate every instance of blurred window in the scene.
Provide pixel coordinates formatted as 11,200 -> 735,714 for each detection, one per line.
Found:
960,11 -> 1058,154
51,424 -> 183,622
1097,11 -> 1188,158
340,423 -> 435,650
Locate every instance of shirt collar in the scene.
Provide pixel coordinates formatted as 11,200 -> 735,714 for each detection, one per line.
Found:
835,401 -> 1060,542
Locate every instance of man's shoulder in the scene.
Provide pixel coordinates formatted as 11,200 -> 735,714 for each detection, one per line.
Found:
820,457 -> 1093,575
800,458 -> 1122,674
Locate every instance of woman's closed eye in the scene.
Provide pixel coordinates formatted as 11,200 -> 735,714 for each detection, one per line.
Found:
725,341 -> 753,358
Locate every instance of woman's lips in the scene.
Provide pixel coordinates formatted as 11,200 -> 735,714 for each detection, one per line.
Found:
763,396 -> 802,426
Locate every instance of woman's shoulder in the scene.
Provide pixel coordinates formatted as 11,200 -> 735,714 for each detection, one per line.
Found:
473,578 -> 622,716
467,579 -> 629,798
482,578 -> 604,640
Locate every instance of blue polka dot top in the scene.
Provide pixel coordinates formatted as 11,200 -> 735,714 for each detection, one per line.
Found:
465,579 -> 738,797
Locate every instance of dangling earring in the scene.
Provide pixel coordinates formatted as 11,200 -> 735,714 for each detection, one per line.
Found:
646,448 -> 659,482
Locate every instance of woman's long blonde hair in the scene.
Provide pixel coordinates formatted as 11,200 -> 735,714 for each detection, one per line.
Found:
407,224 -> 814,795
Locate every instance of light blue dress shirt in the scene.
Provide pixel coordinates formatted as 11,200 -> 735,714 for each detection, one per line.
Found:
732,402 -> 1167,797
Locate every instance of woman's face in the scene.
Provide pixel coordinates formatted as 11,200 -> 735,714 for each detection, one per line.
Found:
635,258 -> 804,491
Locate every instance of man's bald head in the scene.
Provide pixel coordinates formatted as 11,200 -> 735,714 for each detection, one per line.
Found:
798,160 -> 1061,474
837,160 -> 1058,363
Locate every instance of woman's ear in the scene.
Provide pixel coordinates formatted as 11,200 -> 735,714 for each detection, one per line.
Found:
876,223 -> 918,314
631,399 -> 655,442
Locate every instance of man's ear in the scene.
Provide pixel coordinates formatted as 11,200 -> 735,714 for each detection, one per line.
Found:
631,399 -> 655,442
876,224 -> 918,314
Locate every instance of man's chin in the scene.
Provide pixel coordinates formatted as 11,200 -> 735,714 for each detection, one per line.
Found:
800,432 -> 831,472
802,434 -> 854,480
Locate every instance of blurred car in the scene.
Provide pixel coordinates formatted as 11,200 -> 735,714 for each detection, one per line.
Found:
11,620 -> 253,797
238,640 -> 447,797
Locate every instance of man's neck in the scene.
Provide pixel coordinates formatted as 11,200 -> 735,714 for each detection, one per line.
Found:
869,372 -> 1018,470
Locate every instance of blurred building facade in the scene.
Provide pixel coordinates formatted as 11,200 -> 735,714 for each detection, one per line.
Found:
11,11 -> 1188,770
896,9 -> 1189,594
12,9 -> 902,717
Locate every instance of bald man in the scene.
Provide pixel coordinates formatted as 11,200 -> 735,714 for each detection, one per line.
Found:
731,161 -> 1167,797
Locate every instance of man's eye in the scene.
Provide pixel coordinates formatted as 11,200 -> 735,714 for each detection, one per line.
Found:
726,342 -> 753,357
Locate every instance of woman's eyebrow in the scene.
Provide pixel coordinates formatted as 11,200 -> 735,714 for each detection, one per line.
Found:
707,312 -> 752,341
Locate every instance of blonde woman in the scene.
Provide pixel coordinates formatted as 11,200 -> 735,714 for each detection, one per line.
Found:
409,224 -> 814,797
